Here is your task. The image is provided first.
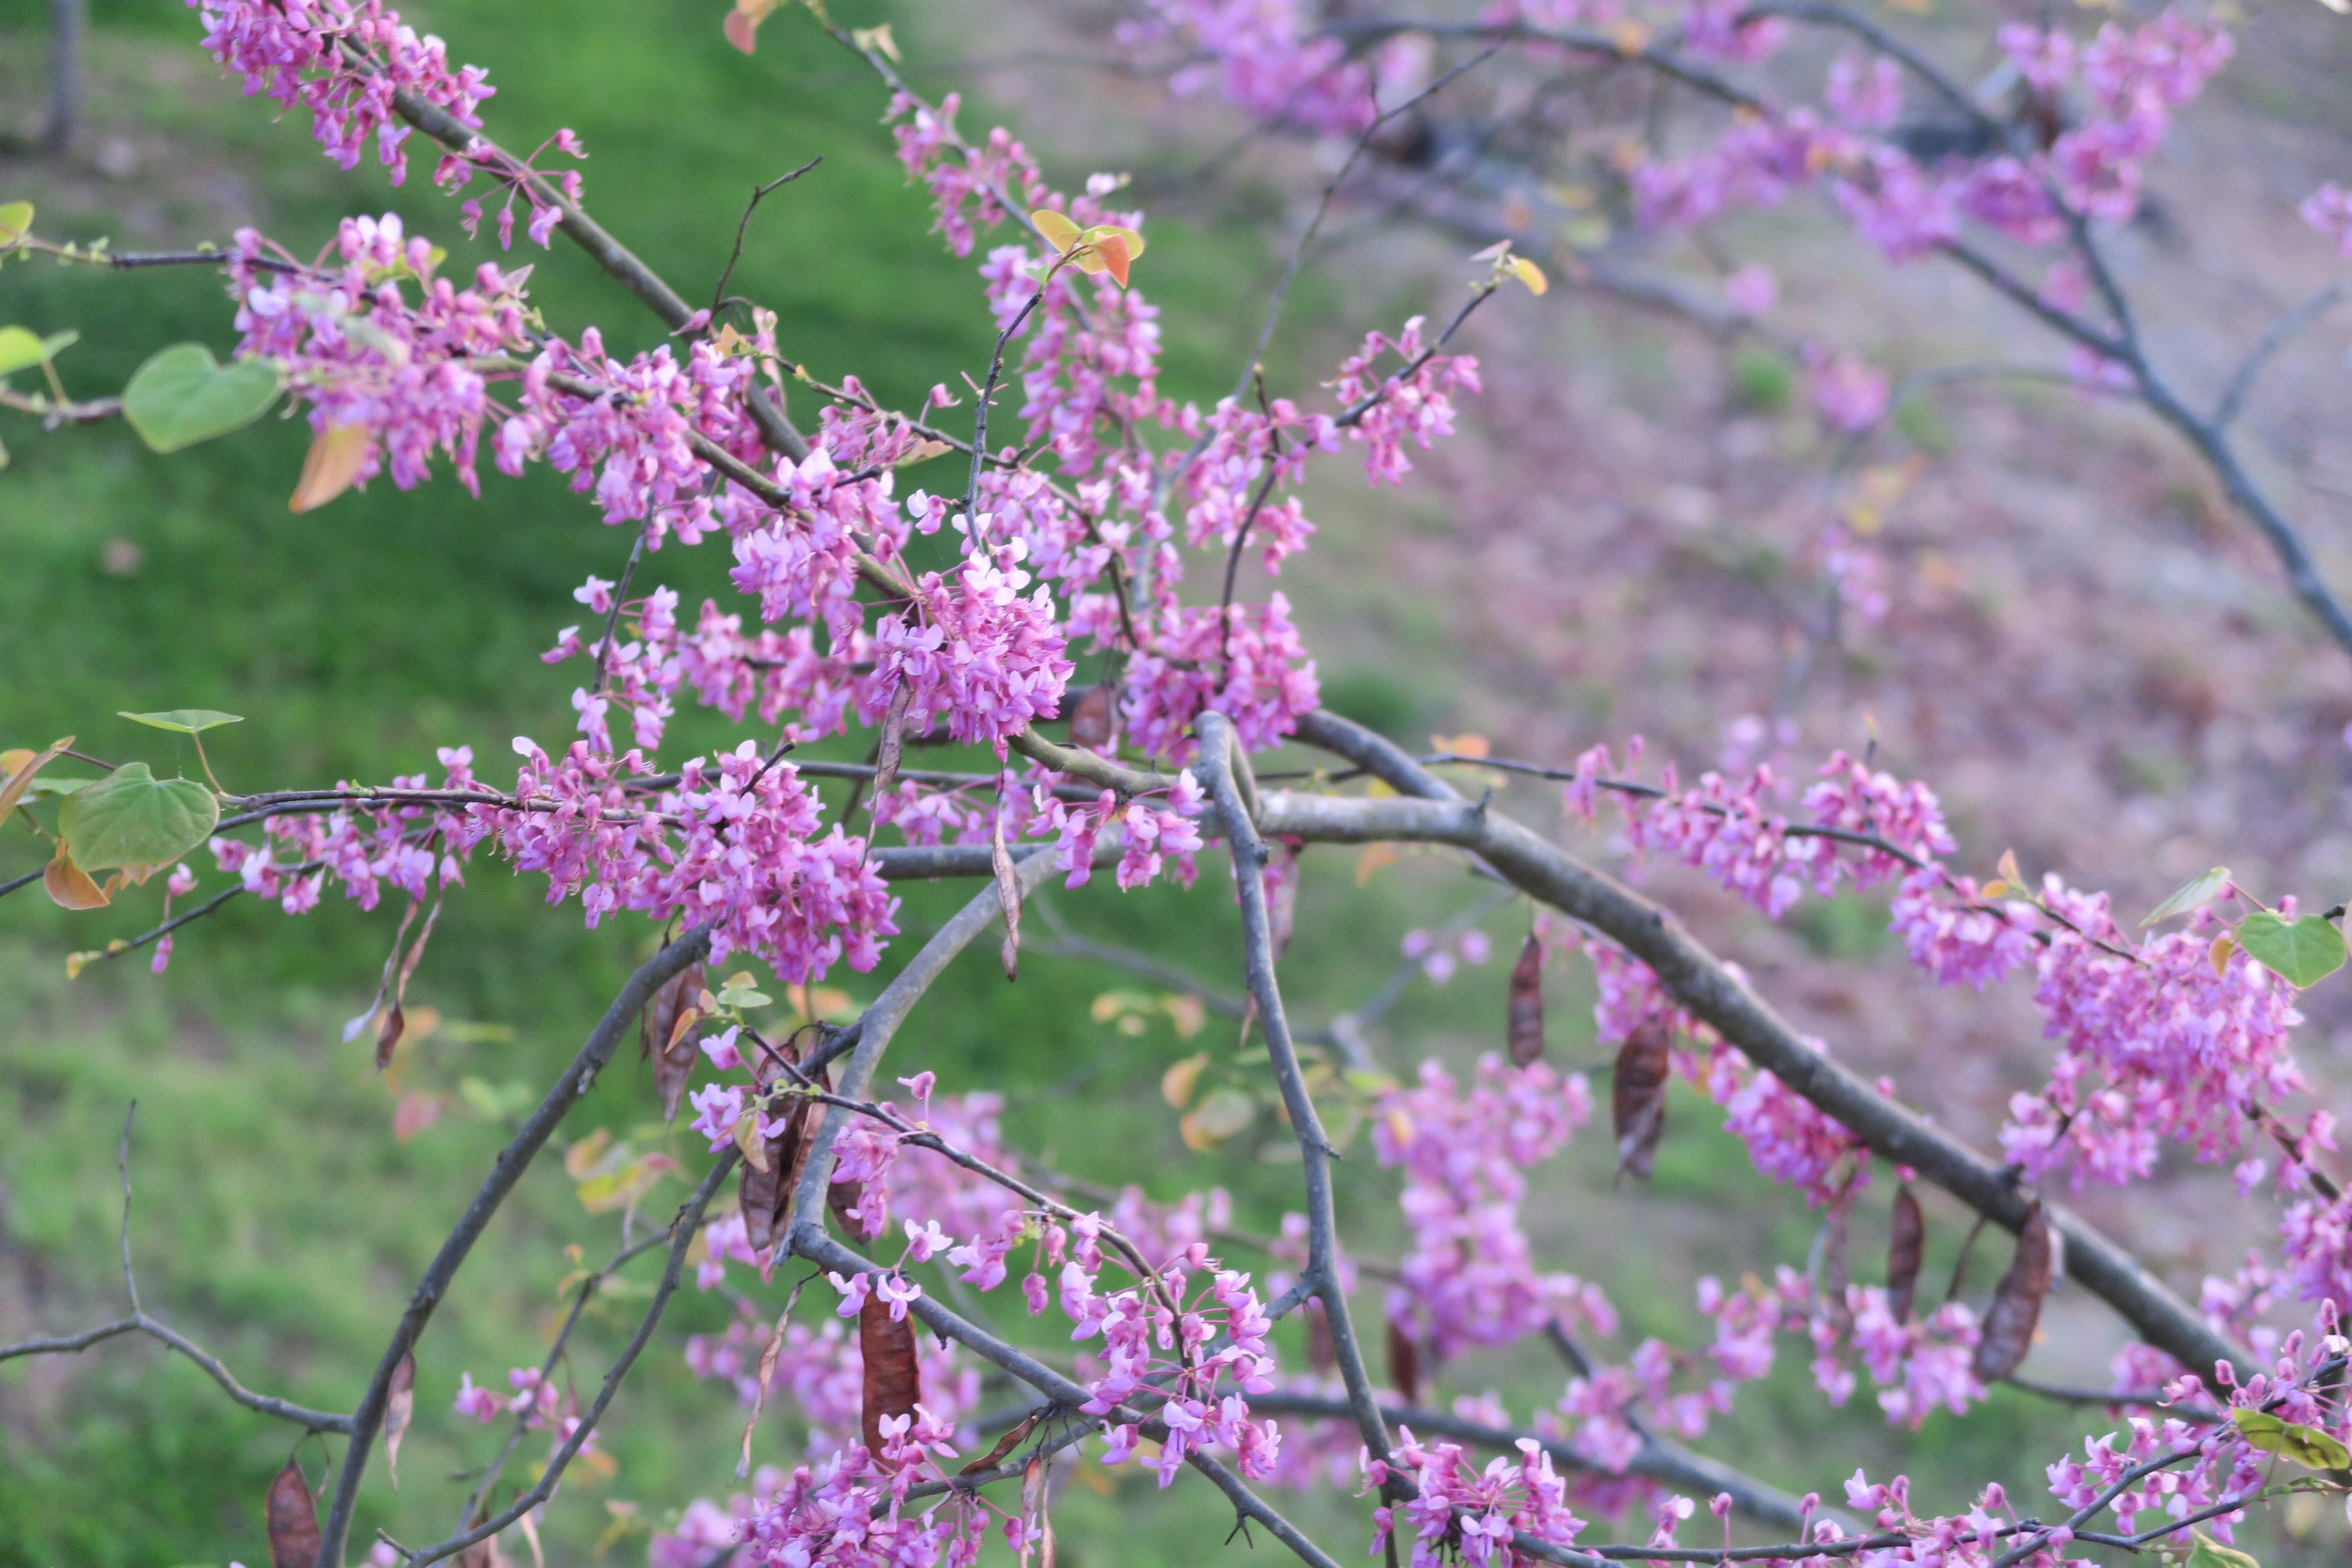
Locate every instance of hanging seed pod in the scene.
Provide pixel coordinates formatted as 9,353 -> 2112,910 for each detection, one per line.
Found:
1971,1202 -> 2054,1381
1612,1020 -> 1672,1181
860,1290 -> 922,1461
1506,933 -> 1546,1067
1887,1185 -> 1925,1325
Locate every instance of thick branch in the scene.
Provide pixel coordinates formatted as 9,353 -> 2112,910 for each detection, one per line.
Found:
315,925 -> 714,1568
785,854 -> 1059,1236
1197,712 -> 1397,1473
1287,710 -> 2251,1385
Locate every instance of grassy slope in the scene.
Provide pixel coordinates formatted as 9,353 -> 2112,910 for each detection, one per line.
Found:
0,2 -> 2130,1564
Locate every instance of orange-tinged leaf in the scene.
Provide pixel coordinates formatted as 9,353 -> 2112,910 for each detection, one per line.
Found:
2210,933 -> 2234,978
289,422 -> 371,512
0,735 -> 72,821
44,846 -> 110,910
860,1290 -> 922,1462
393,1091 -> 444,1142
725,0 -> 779,53
1356,842 -> 1399,885
265,1458 -> 322,1568
1161,1052 -> 1207,1109
1092,232 -> 1133,287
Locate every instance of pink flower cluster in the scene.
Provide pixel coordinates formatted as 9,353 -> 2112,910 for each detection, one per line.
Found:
230,215 -> 530,495
1120,0 -> 1379,136
1371,1056 -> 1608,1360
188,0 -> 493,185
1330,317 -> 1482,487
1367,1431 -> 1588,1568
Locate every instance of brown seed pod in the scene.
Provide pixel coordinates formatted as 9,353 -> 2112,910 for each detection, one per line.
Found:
1970,1202 -> 2054,1382
1612,1020 -> 1672,1181
1887,1185 -> 1925,1325
1506,933 -> 1546,1067
860,1290 -> 922,1461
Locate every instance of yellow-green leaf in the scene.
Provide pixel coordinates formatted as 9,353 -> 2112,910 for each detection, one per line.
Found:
2231,1407 -> 2352,1468
119,708 -> 244,736
121,344 -> 282,453
0,201 -> 30,248
2185,1529 -> 2260,1568
0,326 -> 77,378
2142,866 -> 2233,928
57,761 -> 219,879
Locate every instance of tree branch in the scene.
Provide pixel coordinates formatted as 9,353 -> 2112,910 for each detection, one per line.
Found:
315,925 -> 714,1568
1287,710 -> 2252,1386
1197,712 -> 1399,1474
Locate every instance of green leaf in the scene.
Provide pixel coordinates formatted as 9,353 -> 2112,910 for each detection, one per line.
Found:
2141,866 -> 2233,928
0,326 -> 77,378
119,344 -> 281,453
2231,1407 -> 2352,1468
0,200 -> 29,248
56,761 -> 218,878
2233,911 -> 2345,989
119,708 -> 245,736
2185,1530 -> 2260,1568
26,775 -> 95,797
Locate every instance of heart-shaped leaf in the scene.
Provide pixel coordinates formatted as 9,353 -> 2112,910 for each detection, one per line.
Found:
58,761 -> 218,879
0,200 -> 30,248
119,708 -> 244,736
120,344 -> 281,453
2234,911 -> 2345,989
2231,1406 -> 2352,1468
0,326 -> 77,378
2141,865 -> 2233,928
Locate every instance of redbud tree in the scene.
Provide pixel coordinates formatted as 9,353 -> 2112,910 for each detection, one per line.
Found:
2,3 -> 2350,1567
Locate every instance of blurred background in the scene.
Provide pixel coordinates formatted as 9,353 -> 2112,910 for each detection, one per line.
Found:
3,1 -> 2350,1562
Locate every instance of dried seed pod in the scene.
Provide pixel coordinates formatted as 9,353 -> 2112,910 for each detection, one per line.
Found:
1887,1185 -> 1925,1325
265,1458 -> 322,1568
959,1411 -> 1043,1476
860,1291 -> 922,1461
384,1351 -> 417,1488
1387,1319 -> 1421,1407
1612,1020 -> 1672,1181
872,679 -> 915,805
1506,933 -> 1546,1067
1067,683 -> 1117,752
991,819 -> 1022,981
1970,1202 -> 2054,1382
